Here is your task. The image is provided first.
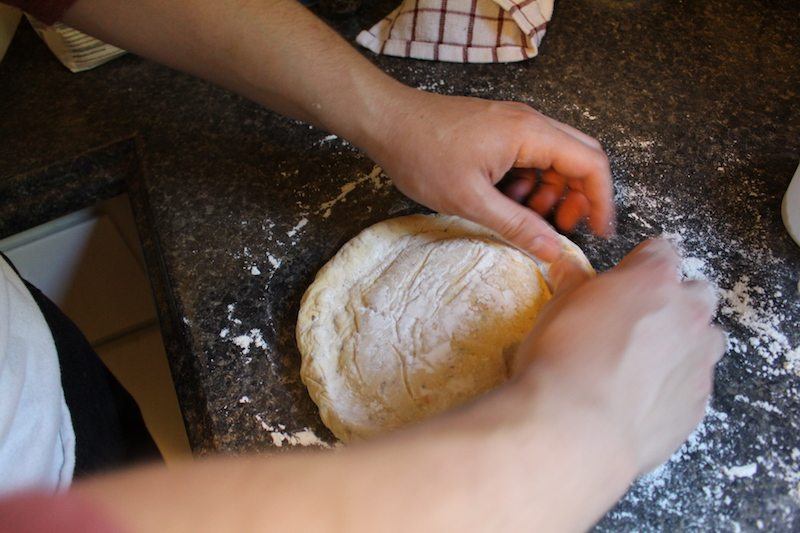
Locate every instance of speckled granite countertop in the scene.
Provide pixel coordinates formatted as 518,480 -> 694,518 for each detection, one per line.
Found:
1,0 -> 798,529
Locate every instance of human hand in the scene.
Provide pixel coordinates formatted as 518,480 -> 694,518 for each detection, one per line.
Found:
364,89 -> 614,262
513,239 -> 726,475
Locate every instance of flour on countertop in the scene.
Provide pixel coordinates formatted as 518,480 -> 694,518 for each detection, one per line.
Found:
266,253 -> 282,269
254,414 -> 331,448
416,79 -> 447,91
223,165 -> 393,360
221,303 -> 268,359
286,217 -> 308,238
230,328 -> 267,356
226,303 -> 241,325
597,173 -> 800,530
719,276 -> 799,376
217,165 -> 395,451
316,165 -> 389,219
236,167 -> 390,288
724,463 -> 758,479
734,394 -> 783,415
231,334 -> 253,354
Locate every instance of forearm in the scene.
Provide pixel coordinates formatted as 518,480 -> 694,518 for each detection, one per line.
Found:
63,0 -> 615,261
63,0 -> 407,149
75,385 -> 634,532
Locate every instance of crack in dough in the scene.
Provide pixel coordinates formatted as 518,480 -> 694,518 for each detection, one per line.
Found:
297,215 -> 592,442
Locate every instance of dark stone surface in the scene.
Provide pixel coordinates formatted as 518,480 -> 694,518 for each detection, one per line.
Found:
1,0 -> 798,529
0,137 -> 136,239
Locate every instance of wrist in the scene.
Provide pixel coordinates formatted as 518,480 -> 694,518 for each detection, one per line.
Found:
343,81 -> 424,165
503,375 -> 639,528
359,376 -> 639,531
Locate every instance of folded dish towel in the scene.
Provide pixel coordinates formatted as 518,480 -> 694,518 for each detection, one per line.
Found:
356,0 -> 553,63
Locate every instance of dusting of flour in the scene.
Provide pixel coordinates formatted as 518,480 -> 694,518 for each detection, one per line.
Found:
315,165 -> 388,219
254,414 -> 332,448
594,176 -> 800,531
217,165 -> 394,450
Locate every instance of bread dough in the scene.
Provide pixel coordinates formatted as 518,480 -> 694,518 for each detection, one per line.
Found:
297,214 -> 592,442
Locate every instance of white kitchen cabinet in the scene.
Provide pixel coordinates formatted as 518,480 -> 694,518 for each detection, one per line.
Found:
0,197 -> 156,345
0,195 -> 191,462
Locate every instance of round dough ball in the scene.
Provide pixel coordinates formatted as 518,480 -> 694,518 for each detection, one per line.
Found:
296,214 -> 592,442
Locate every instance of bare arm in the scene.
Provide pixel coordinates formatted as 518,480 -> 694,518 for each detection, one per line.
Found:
75,241 -> 723,532
76,364 -> 634,533
55,3 -> 723,530
63,0 -> 614,262
65,0 -> 399,149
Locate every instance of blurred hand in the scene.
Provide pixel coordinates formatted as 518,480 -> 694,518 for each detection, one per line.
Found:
513,239 -> 726,474
367,91 -> 614,262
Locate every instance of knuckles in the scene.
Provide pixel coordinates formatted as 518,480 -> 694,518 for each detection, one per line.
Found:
486,100 -> 532,120
643,255 -> 682,288
630,240 -> 682,283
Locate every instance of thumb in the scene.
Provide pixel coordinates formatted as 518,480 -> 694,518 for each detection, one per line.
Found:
463,183 -> 563,262
548,254 -> 593,295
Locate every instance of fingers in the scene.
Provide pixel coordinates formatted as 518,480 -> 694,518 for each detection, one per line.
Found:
527,169 -> 564,216
680,325 -> 724,408
682,280 -> 719,324
614,238 -> 681,276
464,181 -> 563,261
500,110 -> 613,236
617,240 -> 721,321
500,169 -> 536,202
544,116 -> 603,150
706,326 -> 727,364
512,168 -> 593,234
681,282 -> 727,366
516,123 -> 614,237
508,170 -> 598,234
554,190 -> 591,232
617,239 -> 727,367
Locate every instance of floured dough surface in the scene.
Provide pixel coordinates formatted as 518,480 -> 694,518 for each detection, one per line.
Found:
297,214 -> 592,442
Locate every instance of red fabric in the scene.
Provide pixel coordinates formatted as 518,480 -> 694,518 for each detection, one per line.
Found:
2,0 -> 78,24
0,491 -> 124,533
356,0 -> 552,63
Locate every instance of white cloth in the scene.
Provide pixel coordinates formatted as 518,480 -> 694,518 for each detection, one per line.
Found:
0,258 -> 74,495
356,0 -> 554,63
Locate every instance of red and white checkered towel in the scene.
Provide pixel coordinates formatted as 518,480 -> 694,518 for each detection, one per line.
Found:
356,0 -> 553,63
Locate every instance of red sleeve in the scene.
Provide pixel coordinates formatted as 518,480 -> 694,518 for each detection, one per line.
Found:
0,491 -> 125,533
2,0 -> 79,25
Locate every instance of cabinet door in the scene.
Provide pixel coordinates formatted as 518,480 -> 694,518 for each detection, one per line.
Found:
2,212 -> 156,345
